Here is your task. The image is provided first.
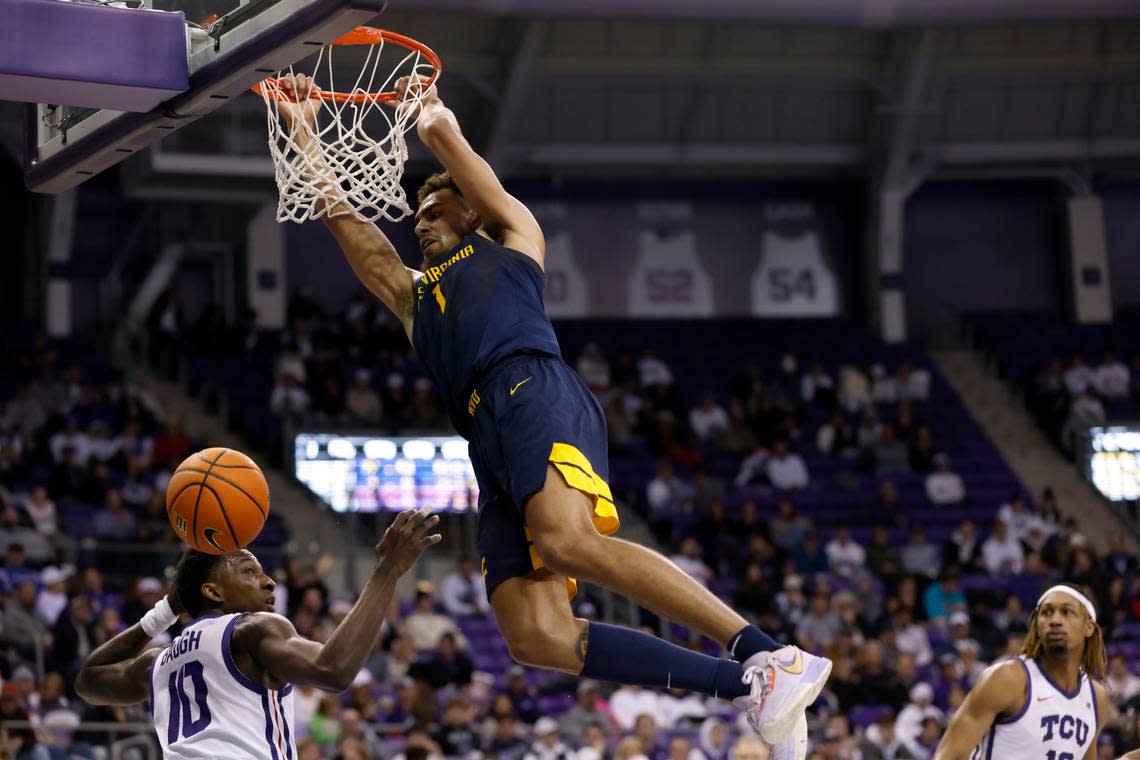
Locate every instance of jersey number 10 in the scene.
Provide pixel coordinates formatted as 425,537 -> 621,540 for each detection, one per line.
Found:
1045,752 -> 1074,760
166,661 -> 212,744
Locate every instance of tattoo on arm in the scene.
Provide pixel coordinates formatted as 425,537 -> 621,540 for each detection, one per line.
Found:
576,627 -> 589,663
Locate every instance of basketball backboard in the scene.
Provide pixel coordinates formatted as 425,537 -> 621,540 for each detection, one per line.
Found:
25,0 -> 386,193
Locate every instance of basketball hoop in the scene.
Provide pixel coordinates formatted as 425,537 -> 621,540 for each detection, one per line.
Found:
254,27 -> 441,224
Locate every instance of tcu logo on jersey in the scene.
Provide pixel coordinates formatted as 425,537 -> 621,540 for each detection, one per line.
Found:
1041,714 -> 1089,745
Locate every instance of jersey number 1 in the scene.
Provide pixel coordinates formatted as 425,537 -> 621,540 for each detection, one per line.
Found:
167,661 -> 212,744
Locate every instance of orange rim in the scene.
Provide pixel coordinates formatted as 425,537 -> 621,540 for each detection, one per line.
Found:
251,26 -> 441,104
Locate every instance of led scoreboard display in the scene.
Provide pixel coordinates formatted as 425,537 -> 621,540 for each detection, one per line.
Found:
294,433 -> 479,513
1084,426 -> 1140,502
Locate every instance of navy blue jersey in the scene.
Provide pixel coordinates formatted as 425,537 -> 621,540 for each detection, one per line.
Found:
411,234 -> 561,434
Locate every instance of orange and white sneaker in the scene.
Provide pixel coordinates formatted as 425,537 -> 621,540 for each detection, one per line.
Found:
768,712 -> 808,760
733,645 -> 831,745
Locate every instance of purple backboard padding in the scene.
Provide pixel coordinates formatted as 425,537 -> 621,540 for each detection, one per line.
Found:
1,0 -> 189,112
24,0 -> 386,192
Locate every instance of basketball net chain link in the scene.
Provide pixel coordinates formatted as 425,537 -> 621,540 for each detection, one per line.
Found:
261,39 -> 433,224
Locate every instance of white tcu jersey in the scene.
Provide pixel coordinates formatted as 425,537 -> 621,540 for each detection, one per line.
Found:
151,613 -> 296,759
972,656 -> 1098,760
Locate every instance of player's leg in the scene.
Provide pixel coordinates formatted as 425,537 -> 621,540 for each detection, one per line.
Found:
525,465 -> 831,745
525,464 -> 769,652
490,567 -> 751,701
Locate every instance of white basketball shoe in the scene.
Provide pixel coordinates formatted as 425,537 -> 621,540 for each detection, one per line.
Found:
733,645 -> 832,745
768,712 -> 808,760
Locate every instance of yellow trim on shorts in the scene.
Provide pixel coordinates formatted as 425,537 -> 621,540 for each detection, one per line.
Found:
548,442 -> 620,536
517,443 -> 621,599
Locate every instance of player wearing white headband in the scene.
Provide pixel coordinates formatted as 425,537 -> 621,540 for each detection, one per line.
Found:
933,585 -> 1110,760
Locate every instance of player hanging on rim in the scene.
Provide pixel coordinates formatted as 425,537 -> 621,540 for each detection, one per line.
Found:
74,508 -> 440,759
273,72 -> 831,759
933,585 -> 1111,760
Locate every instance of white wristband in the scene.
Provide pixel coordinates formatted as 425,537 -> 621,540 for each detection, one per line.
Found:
140,596 -> 177,638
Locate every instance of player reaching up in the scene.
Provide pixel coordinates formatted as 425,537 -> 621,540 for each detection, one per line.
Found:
273,72 -> 830,759
933,586 -> 1111,760
75,507 -> 440,759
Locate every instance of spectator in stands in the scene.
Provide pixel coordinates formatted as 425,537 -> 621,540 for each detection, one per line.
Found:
646,460 -> 691,540
924,453 -> 965,506
36,565 -> 70,627
892,603 -> 933,667
767,438 -> 809,490
409,631 -> 474,690
403,583 -> 468,650
409,378 -> 445,426
712,398 -> 756,457
798,592 -> 843,651
80,567 -> 117,618
638,349 -> 673,389
901,527 -> 941,579
853,641 -> 908,709
21,486 -> 56,537
867,524 -> 902,577
270,371 -> 312,418
560,680 -> 612,746
93,489 -> 135,542
1095,351 -> 1131,399
874,423 -> 911,476
856,407 -> 883,453
50,416 -> 90,466
50,594 -> 92,675
633,713 -> 665,760
816,412 -> 857,459
1103,534 -> 1139,579
982,519 -> 1025,576
894,683 -> 944,758
487,712 -> 529,759
1063,387 -> 1106,451
792,531 -> 829,575
996,493 -> 1034,542
525,716 -> 576,760
310,374 -> 347,422
689,395 -> 729,441
1064,354 -> 1094,397
345,369 -> 382,424
734,441 -> 769,488
48,446 -> 86,501
4,579 -> 46,661
896,362 -> 931,402
1107,654 -> 1140,706
907,426 -> 934,471
671,537 -> 714,587
577,343 -> 612,392
439,557 -> 489,617
698,717 -> 730,760
2,384 -> 46,433
801,361 -> 836,407
770,499 -> 811,552
734,562 -> 774,620
729,736 -> 769,760
609,684 -> 659,731
837,365 -> 871,413
150,416 -> 190,467
499,665 -> 540,724
943,520 -> 983,571
825,526 -> 866,579
429,696 -> 480,756
868,363 -> 896,404
922,567 -> 966,621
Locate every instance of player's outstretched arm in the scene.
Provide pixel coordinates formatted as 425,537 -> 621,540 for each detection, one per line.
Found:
932,660 -> 1027,760
75,591 -> 185,705
398,76 -> 545,267
239,508 -> 441,692
276,74 -> 418,339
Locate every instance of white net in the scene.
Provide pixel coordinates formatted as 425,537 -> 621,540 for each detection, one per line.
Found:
258,30 -> 438,224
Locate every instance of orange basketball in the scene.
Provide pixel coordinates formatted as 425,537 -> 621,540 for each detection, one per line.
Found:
166,448 -> 270,555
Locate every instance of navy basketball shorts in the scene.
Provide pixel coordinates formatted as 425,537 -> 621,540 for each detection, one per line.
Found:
466,354 -> 620,599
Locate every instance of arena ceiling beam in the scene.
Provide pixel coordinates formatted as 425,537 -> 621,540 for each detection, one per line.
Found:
485,20 -> 545,175
523,143 -> 866,166
398,0 -> 1140,25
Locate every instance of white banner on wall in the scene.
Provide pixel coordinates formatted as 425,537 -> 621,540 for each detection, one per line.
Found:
629,202 -> 714,317
534,203 -> 590,318
752,203 -> 840,317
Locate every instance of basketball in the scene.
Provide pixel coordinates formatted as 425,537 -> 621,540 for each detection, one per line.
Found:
166,448 -> 270,555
